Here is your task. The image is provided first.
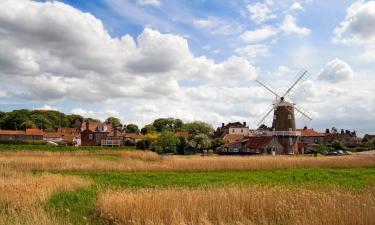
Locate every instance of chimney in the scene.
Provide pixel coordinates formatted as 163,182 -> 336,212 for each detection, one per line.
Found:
222,123 -> 224,127
85,121 -> 89,131
303,126 -> 307,130
341,129 -> 344,134
325,128 -> 330,134
243,122 -> 246,127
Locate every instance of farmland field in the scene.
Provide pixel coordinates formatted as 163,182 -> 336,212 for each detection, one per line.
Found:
0,148 -> 375,225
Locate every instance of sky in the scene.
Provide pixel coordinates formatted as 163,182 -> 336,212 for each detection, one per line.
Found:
0,0 -> 374,135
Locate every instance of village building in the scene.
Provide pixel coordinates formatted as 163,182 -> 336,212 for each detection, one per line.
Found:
123,133 -> 144,144
214,122 -> 252,138
324,128 -> 361,147
81,121 -> 124,146
216,136 -> 283,155
0,128 -> 44,141
363,134 -> 375,142
296,127 -> 325,153
222,134 -> 246,144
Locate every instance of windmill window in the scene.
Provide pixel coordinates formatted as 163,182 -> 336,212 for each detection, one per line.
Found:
288,114 -> 292,119
289,128 -> 292,131
273,115 -> 277,120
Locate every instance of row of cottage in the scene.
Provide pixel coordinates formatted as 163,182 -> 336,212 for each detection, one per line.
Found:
214,122 -> 362,154
0,121 -> 144,146
0,121 -> 363,154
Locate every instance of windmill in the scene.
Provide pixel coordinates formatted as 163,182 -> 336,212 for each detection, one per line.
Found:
256,70 -> 312,154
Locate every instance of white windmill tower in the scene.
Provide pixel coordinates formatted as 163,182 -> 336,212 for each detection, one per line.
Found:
256,70 -> 312,154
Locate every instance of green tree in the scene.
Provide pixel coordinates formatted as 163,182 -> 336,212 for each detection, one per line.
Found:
20,120 -> 36,129
105,117 -> 122,128
332,140 -> 345,150
190,133 -> 210,150
0,111 -> 4,119
0,109 -> 31,130
30,114 -> 53,130
155,131 -> 179,154
184,121 -> 214,136
210,138 -> 225,150
141,124 -> 156,135
153,118 -> 184,132
124,124 -> 140,133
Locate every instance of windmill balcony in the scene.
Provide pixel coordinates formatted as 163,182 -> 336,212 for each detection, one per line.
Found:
269,131 -> 301,136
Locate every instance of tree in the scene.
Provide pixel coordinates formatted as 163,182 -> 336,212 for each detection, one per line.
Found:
105,117 -> 122,128
153,118 -> 184,132
0,111 -> 4,119
144,132 -> 160,145
141,124 -> 156,135
155,131 -> 179,154
332,140 -> 345,150
20,120 -> 36,129
210,138 -> 225,150
124,124 -> 139,133
184,121 -> 214,136
30,114 -> 53,130
190,133 -> 210,150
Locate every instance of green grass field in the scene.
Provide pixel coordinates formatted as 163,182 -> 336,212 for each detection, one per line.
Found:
45,167 -> 375,225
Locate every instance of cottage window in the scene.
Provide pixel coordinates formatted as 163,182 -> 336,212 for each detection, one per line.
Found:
89,134 -> 93,140
232,129 -> 235,133
314,139 -> 318,144
241,129 -> 243,133
289,128 -> 292,131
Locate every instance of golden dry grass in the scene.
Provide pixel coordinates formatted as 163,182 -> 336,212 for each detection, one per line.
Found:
0,170 -> 89,225
96,186 -> 375,225
0,170 -> 90,206
0,150 -> 374,172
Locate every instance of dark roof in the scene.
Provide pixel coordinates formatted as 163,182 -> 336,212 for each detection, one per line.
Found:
244,136 -> 273,149
220,122 -> 247,129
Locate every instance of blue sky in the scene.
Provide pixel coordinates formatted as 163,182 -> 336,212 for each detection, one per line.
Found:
0,0 -> 375,135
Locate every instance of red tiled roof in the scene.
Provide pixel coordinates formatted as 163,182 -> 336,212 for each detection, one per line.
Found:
25,129 -> 44,135
175,131 -> 190,138
43,132 -> 62,138
124,133 -> 144,139
0,130 -> 25,135
296,128 -> 324,137
244,136 -> 273,149
223,134 -> 245,143
58,127 -> 79,134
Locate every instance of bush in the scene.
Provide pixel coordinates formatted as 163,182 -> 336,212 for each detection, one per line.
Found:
0,139 -> 47,145
124,139 -> 135,146
57,141 -> 75,146
136,140 -> 148,150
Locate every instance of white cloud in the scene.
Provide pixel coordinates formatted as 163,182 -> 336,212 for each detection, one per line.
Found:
0,0 -> 256,103
193,17 -> 243,36
276,65 -> 293,77
35,105 -> 59,111
334,1 -> 375,44
240,26 -> 278,43
290,2 -> 303,11
247,1 -> 276,24
137,0 -> 161,7
318,58 -> 354,83
234,44 -> 269,61
280,15 -> 311,36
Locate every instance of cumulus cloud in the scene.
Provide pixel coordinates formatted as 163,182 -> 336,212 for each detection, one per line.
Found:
280,15 -> 311,36
247,1 -> 276,24
234,44 -> 269,61
334,0 -> 375,44
290,2 -> 303,11
318,58 -> 354,83
137,0 -> 161,7
240,26 -> 278,43
0,0 -> 256,103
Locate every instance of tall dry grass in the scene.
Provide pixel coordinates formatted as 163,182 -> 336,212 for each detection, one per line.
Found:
0,150 -> 374,172
0,170 -> 89,225
0,170 -> 90,206
97,186 -> 375,225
